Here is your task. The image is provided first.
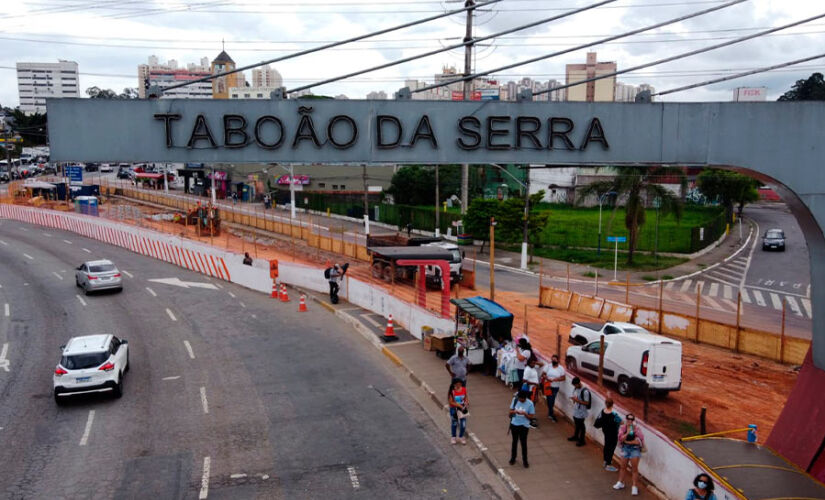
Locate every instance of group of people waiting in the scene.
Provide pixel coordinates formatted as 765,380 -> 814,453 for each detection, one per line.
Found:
445,340 -> 719,499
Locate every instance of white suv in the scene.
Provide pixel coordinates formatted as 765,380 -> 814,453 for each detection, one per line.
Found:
54,334 -> 129,404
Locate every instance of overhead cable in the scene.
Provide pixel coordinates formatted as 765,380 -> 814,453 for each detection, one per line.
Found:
159,0 -> 501,94
411,0 -> 747,94
654,53 -> 825,96
538,12 -> 825,96
287,0 -> 616,94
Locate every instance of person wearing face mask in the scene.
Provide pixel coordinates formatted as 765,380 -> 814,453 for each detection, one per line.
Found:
540,354 -> 565,422
686,474 -> 716,500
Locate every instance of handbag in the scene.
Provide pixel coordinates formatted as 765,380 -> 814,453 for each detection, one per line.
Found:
457,410 -> 469,419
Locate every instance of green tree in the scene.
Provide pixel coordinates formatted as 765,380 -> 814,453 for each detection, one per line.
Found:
8,109 -> 48,146
85,87 -> 139,99
696,169 -> 759,222
464,193 -> 549,247
778,72 -> 825,101
577,167 -> 685,265
386,165 -> 465,206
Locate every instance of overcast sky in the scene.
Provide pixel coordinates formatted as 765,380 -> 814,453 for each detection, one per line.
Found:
1,0 -> 823,108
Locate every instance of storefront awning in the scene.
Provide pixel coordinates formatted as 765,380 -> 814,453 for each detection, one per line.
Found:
450,296 -> 513,321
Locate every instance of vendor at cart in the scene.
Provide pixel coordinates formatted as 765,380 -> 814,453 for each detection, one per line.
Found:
449,296 -> 514,371
445,346 -> 470,386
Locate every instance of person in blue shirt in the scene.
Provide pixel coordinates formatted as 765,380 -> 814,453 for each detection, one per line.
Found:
686,473 -> 717,500
509,390 -> 535,468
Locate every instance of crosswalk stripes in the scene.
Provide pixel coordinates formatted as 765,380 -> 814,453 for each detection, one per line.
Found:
802,298 -> 812,318
680,280 -> 692,293
786,296 -> 802,316
703,295 -> 724,310
770,293 -> 783,310
721,298 -> 738,310
666,282 -> 675,291
740,288 -> 751,304
723,285 -> 733,300
753,290 -> 766,307
708,283 -> 719,297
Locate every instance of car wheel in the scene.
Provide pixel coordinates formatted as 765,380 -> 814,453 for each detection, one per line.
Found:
75,277 -> 81,287
617,376 -> 631,396
54,390 -> 64,406
113,374 -> 123,398
125,354 -> 130,372
565,357 -> 577,372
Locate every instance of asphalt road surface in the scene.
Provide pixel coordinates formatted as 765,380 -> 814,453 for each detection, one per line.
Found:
0,219 -> 498,499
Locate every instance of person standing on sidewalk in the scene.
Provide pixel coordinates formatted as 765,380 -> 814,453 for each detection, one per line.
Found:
327,264 -> 341,304
686,473 -> 716,500
514,337 -> 532,390
594,397 -> 622,471
448,379 -> 469,445
541,354 -> 565,422
613,413 -> 646,496
522,358 -> 541,428
446,346 -> 470,387
508,390 -> 535,468
567,377 -> 591,447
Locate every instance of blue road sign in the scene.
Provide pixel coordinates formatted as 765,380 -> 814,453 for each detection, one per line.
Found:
607,236 -> 627,243
66,165 -> 83,183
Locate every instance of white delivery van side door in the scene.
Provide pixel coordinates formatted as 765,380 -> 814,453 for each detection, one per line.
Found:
647,342 -> 682,392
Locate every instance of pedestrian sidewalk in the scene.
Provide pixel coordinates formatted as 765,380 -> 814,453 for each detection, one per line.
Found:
298,288 -> 656,500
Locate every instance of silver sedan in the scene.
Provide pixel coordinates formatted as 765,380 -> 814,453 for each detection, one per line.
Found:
75,260 -> 123,295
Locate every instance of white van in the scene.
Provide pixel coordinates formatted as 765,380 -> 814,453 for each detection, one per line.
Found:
565,332 -> 682,397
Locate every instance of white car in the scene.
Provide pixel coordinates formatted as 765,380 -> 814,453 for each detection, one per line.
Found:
568,321 -> 651,346
75,259 -> 123,294
54,334 -> 129,404
99,163 -> 113,172
565,332 -> 682,397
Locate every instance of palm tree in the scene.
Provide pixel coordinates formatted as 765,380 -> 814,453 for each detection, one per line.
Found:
577,166 -> 685,265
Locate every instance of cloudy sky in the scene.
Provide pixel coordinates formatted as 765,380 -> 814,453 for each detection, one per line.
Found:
1,0 -> 823,107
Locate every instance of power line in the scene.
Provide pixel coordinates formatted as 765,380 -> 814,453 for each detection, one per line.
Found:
159,0 -> 502,94
654,53 -> 825,96
412,0 -> 747,94
541,11 -> 825,96
288,0 -> 616,94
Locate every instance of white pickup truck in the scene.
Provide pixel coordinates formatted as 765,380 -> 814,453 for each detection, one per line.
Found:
568,321 -> 651,346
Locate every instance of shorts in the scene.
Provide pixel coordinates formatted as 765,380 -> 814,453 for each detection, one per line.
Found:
621,444 -> 642,459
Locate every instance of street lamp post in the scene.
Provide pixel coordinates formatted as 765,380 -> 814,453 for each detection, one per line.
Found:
489,164 -> 531,270
597,191 -> 615,255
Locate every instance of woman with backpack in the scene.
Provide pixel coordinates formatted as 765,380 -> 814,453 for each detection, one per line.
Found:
448,379 -> 469,445
594,397 -> 622,472
686,473 -> 716,500
613,413 -> 645,496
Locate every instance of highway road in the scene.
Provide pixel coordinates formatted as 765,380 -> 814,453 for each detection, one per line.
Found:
0,218 -> 500,499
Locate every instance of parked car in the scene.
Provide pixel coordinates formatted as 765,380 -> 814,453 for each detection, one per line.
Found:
53,334 -> 129,404
117,166 -> 131,179
84,163 -> 98,172
75,259 -> 123,294
568,321 -> 651,346
762,229 -> 785,251
0,170 -> 9,182
565,332 -> 682,397
99,163 -> 113,172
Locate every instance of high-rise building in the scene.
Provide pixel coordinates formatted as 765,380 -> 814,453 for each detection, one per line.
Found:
251,65 -> 282,88
211,49 -> 245,99
615,82 -> 656,102
229,87 -> 280,99
16,60 -> 79,115
138,56 -> 210,98
565,52 -> 616,102
366,90 -> 388,99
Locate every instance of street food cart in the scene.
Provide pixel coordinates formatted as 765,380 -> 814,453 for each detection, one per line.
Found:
449,296 -> 514,366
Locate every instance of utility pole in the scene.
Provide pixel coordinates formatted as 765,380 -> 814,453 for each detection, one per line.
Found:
289,164 -> 296,219
489,216 -> 496,301
435,164 -> 440,237
460,0 -> 475,214
362,164 -> 368,217
521,166 -> 530,270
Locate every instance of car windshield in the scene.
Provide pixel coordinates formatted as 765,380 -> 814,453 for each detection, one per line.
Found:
89,264 -> 116,273
451,250 -> 462,262
61,352 -> 109,370
623,328 -> 644,333
766,230 -> 783,238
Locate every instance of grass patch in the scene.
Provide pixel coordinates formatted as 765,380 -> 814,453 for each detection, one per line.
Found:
642,275 -> 657,281
671,420 -> 701,438
697,263 -> 707,268
662,275 -> 674,280
533,205 -> 723,254
521,246 -> 688,272
582,271 -> 596,278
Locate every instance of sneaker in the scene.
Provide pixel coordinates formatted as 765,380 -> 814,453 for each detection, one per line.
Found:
509,458 -> 516,465
460,437 -> 467,445
631,486 -> 639,496
567,436 -> 577,442
529,423 -> 538,429
613,481 -> 625,490
605,465 -> 618,472
523,462 -> 529,469
451,437 -> 456,445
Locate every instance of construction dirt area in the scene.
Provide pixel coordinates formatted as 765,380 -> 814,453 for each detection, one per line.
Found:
93,196 -> 801,441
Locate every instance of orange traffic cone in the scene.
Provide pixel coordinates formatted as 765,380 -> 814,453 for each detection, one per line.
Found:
383,314 -> 398,342
281,283 -> 290,302
299,294 -> 308,312
271,280 -> 278,299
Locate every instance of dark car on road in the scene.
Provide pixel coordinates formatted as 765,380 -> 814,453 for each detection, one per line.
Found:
117,166 -> 131,179
762,229 -> 786,251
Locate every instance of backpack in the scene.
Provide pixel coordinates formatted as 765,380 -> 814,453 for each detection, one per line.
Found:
580,388 -> 592,409
324,267 -> 332,279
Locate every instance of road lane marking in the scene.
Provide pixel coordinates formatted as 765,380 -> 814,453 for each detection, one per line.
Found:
76,295 -> 87,307
802,298 -> 812,318
723,285 -> 733,300
239,302 -> 246,308
199,456 -> 211,499
362,314 -> 382,328
680,280 -> 692,293
122,270 -> 134,278
79,410 -> 95,446
43,232 -> 52,237
708,283 -> 719,297
703,296 -> 725,311
22,253 -> 33,260
347,465 -> 360,489
770,293 -> 782,310
721,299 -> 738,310
19,227 -> 28,232
786,296 -> 802,316
82,248 -> 91,253
3,303 -> 8,317
63,239 -> 72,245
740,288 -> 751,304
166,308 -> 177,321
146,287 -> 157,297
52,272 -> 63,280
251,314 -> 257,319
753,290 -> 766,307
184,340 -> 195,359
228,291 -> 236,298
0,343 -> 9,372
230,473 -> 247,479
162,376 -> 181,381
200,387 -> 209,414
0,239 -> 7,246
665,282 -> 675,291
214,283 -> 223,289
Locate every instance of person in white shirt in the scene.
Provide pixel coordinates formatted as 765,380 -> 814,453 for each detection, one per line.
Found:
522,358 -> 542,428
514,337 -> 532,389
541,354 -> 566,422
